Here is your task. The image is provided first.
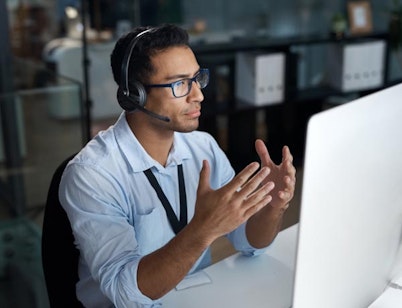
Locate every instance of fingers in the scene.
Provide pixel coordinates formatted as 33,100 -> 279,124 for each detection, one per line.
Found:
256,141 -> 294,170
194,159 -> 274,237
236,166 -> 272,200
283,159 -> 296,180
226,162 -> 260,194
244,181 -> 274,205
282,145 -> 293,164
280,146 -> 296,181
244,187 -> 274,217
276,147 -> 297,208
256,142 -> 293,163
255,139 -> 271,165
223,162 -> 274,212
235,165 -> 275,215
277,174 -> 296,204
238,173 -> 275,218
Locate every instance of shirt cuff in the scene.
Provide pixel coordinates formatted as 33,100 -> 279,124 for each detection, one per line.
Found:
226,223 -> 269,257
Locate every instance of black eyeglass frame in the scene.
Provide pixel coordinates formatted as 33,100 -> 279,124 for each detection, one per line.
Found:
144,68 -> 209,98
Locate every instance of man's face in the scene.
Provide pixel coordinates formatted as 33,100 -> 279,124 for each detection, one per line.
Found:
144,46 -> 205,133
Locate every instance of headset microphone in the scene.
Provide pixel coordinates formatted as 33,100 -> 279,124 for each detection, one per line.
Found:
128,99 -> 171,122
116,87 -> 170,122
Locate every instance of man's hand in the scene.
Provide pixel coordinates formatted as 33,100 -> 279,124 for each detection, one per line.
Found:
255,139 -> 296,210
191,160 -> 275,242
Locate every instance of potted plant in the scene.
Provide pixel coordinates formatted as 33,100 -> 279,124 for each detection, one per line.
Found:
331,12 -> 347,39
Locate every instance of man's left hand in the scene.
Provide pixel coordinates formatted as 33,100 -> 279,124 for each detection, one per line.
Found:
255,139 -> 296,210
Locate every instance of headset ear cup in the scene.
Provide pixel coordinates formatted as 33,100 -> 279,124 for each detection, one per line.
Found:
132,81 -> 147,107
117,86 -> 132,111
116,81 -> 147,111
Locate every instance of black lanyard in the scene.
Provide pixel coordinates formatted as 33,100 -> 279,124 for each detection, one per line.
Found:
143,164 -> 188,234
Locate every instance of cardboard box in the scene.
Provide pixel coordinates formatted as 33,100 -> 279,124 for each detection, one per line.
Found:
327,40 -> 385,92
235,52 -> 285,106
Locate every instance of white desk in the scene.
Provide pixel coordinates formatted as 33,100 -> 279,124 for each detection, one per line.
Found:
162,222 -> 402,307
162,224 -> 299,307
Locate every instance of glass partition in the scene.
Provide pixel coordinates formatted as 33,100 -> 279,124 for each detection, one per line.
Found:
1,58 -> 86,218
0,59 -> 86,307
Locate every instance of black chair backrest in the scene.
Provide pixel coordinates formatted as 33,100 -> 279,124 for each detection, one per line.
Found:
41,154 -> 84,307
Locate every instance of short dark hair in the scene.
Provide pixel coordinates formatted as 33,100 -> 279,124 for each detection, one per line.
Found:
110,24 -> 190,87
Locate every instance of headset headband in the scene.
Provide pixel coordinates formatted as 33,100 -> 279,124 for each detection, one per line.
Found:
121,28 -> 155,97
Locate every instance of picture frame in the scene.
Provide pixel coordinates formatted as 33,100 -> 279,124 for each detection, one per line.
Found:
347,1 -> 373,35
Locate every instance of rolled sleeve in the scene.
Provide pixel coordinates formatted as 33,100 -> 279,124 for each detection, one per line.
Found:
227,223 -> 268,257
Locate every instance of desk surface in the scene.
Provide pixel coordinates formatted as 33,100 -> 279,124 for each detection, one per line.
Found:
162,222 -> 402,308
162,224 -> 299,307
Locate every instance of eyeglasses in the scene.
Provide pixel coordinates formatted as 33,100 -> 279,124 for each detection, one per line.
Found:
144,68 -> 209,98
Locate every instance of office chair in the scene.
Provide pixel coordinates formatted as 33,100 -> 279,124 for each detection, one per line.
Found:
41,154 -> 84,307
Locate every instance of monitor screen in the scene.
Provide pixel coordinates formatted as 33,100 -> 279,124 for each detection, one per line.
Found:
292,83 -> 402,308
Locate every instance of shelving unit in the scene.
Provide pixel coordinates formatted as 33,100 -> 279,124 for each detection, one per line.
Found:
191,31 -> 396,170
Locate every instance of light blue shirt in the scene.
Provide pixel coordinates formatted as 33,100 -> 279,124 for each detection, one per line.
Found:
59,112 -> 267,307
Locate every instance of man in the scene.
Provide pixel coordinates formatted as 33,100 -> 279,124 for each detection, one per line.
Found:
59,23 -> 296,307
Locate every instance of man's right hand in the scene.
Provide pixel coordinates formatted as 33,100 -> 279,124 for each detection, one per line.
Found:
191,160 -> 275,242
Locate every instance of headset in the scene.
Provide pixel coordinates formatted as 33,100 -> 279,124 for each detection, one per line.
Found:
117,28 -> 170,122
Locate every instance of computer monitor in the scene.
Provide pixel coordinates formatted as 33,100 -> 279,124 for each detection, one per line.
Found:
292,83 -> 402,308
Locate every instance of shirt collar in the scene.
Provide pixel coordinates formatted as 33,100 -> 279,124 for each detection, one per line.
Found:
114,112 -> 192,173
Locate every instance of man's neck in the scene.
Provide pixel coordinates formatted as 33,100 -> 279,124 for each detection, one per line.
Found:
140,135 -> 173,167
128,114 -> 174,167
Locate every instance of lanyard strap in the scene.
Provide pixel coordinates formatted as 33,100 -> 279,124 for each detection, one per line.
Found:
143,165 -> 188,234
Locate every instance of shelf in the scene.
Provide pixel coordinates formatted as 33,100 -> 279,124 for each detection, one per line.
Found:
191,31 -> 390,55
193,31 -> 394,170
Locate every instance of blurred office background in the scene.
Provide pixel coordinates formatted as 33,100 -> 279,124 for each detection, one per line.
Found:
1,0 -> 402,307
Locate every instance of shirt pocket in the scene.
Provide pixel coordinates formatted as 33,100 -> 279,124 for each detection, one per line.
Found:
133,206 -> 170,256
